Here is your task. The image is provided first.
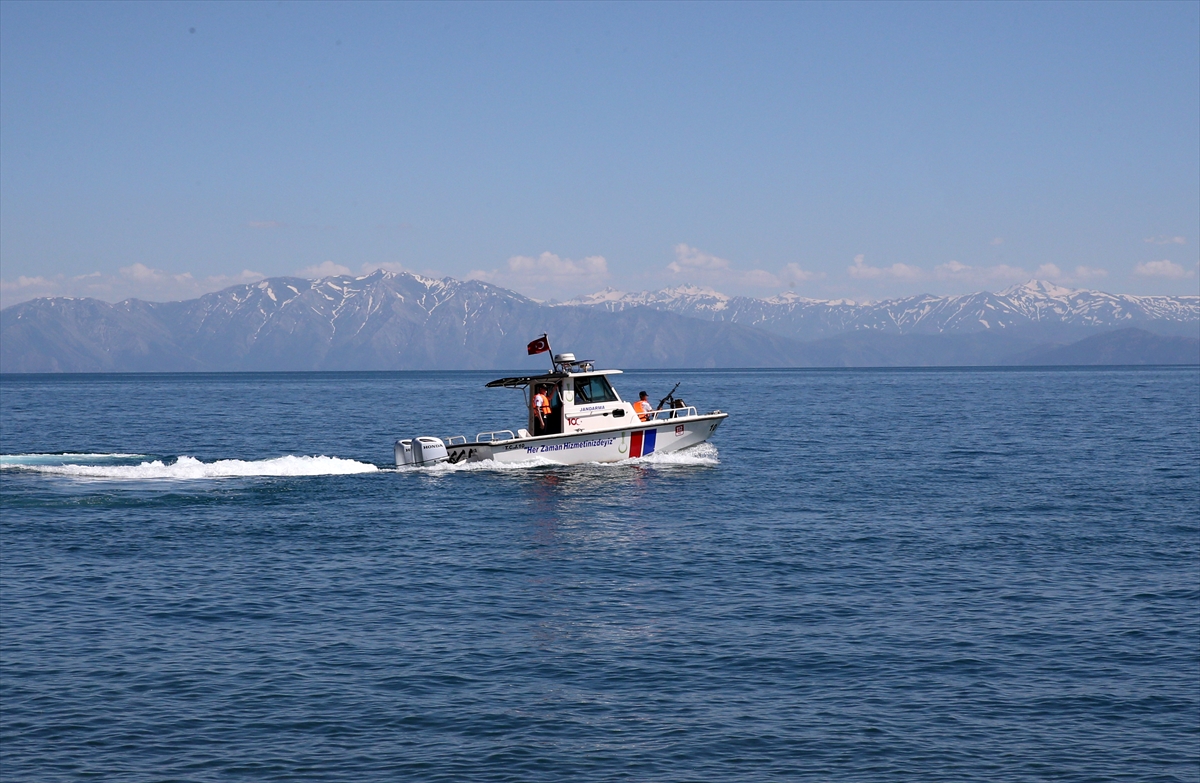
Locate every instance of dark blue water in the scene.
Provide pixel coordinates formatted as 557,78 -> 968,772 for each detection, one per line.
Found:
2,368 -> 1198,782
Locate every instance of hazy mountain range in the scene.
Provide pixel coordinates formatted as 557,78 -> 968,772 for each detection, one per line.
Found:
1,271 -> 1196,372
563,280 -> 1199,341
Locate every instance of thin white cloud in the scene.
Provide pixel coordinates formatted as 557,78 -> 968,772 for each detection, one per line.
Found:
360,262 -> 408,275
848,255 -> 881,278
665,244 -> 823,291
738,269 -> 782,287
468,251 -> 610,300
4,275 -> 53,288
296,261 -> 352,278
1072,265 -> 1108,280
121,262 -> 194,284
668,244 -> 730,273
1134,259 -> 1192,278
1,266 -> 265,308
780,263 -> 822,285
848,254 -> 923,280
934,260 -> 1107,286
1144,236 -> 1186,245
991,237 -> 1005,246
506,252 -> 608,279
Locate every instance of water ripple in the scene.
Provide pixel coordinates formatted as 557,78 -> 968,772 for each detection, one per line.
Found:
1,368 -> 1197,782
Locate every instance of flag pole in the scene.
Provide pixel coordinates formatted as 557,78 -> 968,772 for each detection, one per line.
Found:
544,334 -> 554,371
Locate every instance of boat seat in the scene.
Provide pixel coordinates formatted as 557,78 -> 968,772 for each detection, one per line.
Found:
518,428 -> 530,438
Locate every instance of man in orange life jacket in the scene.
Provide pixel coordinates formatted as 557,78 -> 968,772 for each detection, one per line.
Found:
634,391 -> 653,422
532,385 -> 552,435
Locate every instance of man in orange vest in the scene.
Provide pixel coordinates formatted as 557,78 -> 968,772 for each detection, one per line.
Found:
634,391 -> 653,422
532,385 -> 552,435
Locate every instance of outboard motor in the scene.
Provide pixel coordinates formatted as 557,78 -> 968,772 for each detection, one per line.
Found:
395,436 -> 449,467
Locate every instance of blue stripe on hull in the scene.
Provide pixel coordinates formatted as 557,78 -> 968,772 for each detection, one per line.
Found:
643,428 -> 657,455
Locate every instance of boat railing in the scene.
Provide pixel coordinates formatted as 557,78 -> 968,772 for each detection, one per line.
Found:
446,435 -> 468,446
476,430 -> 516,443
642,405 -> 698,422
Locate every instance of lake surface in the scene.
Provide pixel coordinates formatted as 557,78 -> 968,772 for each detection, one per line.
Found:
2,368 -> 1198,782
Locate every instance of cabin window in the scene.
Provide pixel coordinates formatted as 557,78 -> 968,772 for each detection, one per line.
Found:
573,375 -> 618,404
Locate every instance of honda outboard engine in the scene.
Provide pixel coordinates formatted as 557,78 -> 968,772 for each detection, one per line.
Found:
395,437 -> 450,467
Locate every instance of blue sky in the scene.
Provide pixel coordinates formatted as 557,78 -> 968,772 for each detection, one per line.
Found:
1,1 -> 1197,306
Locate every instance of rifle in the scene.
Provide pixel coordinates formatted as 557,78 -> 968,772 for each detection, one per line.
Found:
657,382 -> 681,410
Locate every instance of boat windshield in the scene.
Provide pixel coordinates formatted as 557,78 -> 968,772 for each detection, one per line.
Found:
574,375 -> 619,403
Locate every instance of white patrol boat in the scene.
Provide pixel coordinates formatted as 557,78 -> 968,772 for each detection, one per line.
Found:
396,343 -> 728,467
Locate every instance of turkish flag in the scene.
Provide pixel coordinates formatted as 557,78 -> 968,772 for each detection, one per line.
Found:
527,335 -> 550,355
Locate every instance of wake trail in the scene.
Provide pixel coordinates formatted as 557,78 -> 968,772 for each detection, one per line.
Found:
2,443 -> 718,480
1,454 -> 378,479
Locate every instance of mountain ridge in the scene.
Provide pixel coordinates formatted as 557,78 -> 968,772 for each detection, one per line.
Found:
1,271 -> 815,372
2,272 -> 1197,372
560,279 -> 1199,341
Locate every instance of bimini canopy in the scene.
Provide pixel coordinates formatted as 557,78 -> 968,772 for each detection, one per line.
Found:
485,368 -> 624,388
485,373 -> 566,389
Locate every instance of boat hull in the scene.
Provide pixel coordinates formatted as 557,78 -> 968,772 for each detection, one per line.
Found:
444,413 -> 727,466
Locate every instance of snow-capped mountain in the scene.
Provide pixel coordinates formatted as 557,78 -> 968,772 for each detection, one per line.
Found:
567,284 -> 734,313
3,272 -> 1196,372
0,271 -> 807,372
561,280 -> 1199,341
151,270 -> 539,370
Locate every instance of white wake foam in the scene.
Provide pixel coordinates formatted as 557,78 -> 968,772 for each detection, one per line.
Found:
2,444 -> 716,480
2,454 -> 379,479
0,453 -> 146,467
402,455 -> 563,473
635,442 -> 720,466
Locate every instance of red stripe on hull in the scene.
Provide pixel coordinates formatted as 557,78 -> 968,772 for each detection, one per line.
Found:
629,430 -> 643,458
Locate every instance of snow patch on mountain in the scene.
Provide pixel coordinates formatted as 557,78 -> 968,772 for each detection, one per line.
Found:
559,280 -> 1199,340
